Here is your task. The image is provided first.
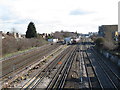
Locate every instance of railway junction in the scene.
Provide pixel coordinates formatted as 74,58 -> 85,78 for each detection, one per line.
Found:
0,38 -> 120,89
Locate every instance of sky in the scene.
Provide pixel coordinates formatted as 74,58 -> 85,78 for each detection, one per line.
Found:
0,0 -> 119,34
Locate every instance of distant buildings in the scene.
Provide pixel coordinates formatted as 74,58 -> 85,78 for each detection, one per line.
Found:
88,32 -> 98,36
0,31 -> 24,39
98,25 -> 118,41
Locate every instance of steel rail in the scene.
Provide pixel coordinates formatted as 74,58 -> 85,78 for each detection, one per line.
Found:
85,43 -> 117,89
91,48 -> 120,89
46,46 -> 77,89
1,44 -> 60,88
55,48 -> 77,89
80,45 -> 92,89
1,44 -> 58,79
92,47 -> 120,81
81,39 -> 103,89
84,45 -> 103,89
21,46 -> 74,89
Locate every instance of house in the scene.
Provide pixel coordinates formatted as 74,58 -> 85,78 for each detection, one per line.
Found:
0,31 -> 23,39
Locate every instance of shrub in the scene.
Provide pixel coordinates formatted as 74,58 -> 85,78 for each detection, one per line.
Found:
103,40 -> 116,50
2,37 -> 48,56
94,38 -> 104,48
94,37 -> 116,51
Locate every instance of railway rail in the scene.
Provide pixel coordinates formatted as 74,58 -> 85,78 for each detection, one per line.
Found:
64,38 -> 120,89
64,43 -> 103,89
46,46 -> 77,89
81,44 -> 103,89
1,44 -> 61,88
1,44 -> 58,78
90,47 -> 120,89
20,45 -> 76,89
63,45 -> 80,89
84,38 -> 120,89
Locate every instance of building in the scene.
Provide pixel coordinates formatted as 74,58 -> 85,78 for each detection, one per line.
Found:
0,31 -> 23,39
88,32 -> 98,36
98,25 -> 118,41
0,31 -> 5,39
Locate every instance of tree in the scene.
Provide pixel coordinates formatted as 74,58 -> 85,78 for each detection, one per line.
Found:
26,22 -> 37,38
94,38 -> 104,48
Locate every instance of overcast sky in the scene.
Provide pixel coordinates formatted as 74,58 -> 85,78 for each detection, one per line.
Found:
0,0 -> 119,34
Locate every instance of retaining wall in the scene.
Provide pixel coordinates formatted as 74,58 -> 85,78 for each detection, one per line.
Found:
100,50 -> 120,67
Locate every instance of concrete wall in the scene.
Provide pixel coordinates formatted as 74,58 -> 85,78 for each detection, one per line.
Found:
100,50 -> 120,67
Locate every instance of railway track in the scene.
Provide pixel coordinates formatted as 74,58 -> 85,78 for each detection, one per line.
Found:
84,38 -> 120,89
2,37 -> 120,89
77,44 -> 102,89
20,45 -> 76,89
63,42 -> 103,89
1,44 -> 57,78
1,44 -> 50,62
81,44 -> 103,89
90,47 -> 120,89
63,45 -> 80,89
45,38 -> 120,89
1,44 -> 61,88
64,38 -> 120,89
46,46 -> 77,89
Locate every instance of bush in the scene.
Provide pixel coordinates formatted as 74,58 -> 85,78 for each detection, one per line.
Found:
94,38 -> 104,48
2,37 -> 48,56
94,37 -> 116,51
103,40 -> 116,50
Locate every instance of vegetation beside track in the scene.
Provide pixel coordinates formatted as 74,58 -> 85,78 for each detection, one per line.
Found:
2,37 -> 48,58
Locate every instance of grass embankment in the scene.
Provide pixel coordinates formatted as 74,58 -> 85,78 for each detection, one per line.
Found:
2,47 -> 36,59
